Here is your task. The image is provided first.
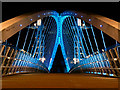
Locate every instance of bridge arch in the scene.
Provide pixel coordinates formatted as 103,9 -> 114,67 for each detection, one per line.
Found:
0,10 -> 120,76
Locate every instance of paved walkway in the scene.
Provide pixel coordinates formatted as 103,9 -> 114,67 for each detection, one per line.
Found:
2,73 -> 119,90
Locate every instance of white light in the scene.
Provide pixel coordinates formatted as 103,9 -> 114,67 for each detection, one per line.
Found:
50,58 -> 52,61
86,55 -> 90,58
100,25 -> 103,27
37,19 -> 41,26
73,58 -> 77,61
114,58 -> 117,61
34,23 -> 37,26
20,49 -> 25,53
40,57 -> 46,63
73,58 -> 77,64
73,58 -> 79,64
7,57 -> 10,59
0,40 -> 2,43
82,24 -> 85,26
102,49 -> 104,52
66,58 -> 68,60
77,18 -> 81,26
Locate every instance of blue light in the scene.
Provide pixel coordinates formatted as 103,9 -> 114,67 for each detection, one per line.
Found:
97,72 -> 101,74
103,73 -> 107,75
89,19 -> 91,21
20,24 -> 22,27
109,74 -> 114,76
16,71 -> 19,73
100,25 -> 103,27
75,13 -> 77,15
30,19 -> 32,21
38,15 -> 40,17
48,15 -> 70,72
81,16 -> 83,18
43,13 -> 46,15
94,72 -> 97,74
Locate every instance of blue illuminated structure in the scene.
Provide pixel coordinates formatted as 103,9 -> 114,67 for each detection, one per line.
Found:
2,10 -> 119,76
48,15 -> 71,72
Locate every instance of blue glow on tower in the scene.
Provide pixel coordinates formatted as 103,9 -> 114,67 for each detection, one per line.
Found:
48,15 -> 70,72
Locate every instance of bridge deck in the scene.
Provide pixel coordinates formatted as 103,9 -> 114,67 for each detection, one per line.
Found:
2,73 -> 119,90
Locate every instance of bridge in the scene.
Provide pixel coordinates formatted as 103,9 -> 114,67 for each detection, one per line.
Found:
0,10 -> 120,90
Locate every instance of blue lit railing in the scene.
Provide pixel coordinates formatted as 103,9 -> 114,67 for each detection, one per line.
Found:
1,44 -> 49,76
69,45 -> 120,77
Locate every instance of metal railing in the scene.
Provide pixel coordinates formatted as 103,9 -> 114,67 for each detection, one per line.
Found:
0,44 -> 49,76
69,46 -> 120,77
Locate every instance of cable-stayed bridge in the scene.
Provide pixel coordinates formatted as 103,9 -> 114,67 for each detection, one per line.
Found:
0,10 -> 120,89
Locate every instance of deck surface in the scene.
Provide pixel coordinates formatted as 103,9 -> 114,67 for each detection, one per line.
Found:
2,73 -> 119,89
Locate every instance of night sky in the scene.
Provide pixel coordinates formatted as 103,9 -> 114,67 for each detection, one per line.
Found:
2,2 -> 119,73
2,2 -> 119,22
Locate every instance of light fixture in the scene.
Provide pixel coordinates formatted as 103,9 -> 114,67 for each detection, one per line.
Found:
100,25 -> 103,27
102,49 -> 104,52
38,15 -> 40,17
34,23 -> 37,27
89,19 -> 91,21
20,24 -> 22,27
75,13 -> 77,15
114,58 -> 117,61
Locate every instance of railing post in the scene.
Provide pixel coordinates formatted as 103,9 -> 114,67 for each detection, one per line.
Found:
105,51 -> 116,75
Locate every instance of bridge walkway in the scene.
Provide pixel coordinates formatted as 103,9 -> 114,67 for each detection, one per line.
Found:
2,73 -> 119,90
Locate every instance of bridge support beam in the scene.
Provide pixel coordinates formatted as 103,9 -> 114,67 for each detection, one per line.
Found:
48,15 -> 70,72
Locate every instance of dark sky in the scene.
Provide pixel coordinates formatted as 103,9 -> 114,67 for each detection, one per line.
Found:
2,2 -> 119,22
